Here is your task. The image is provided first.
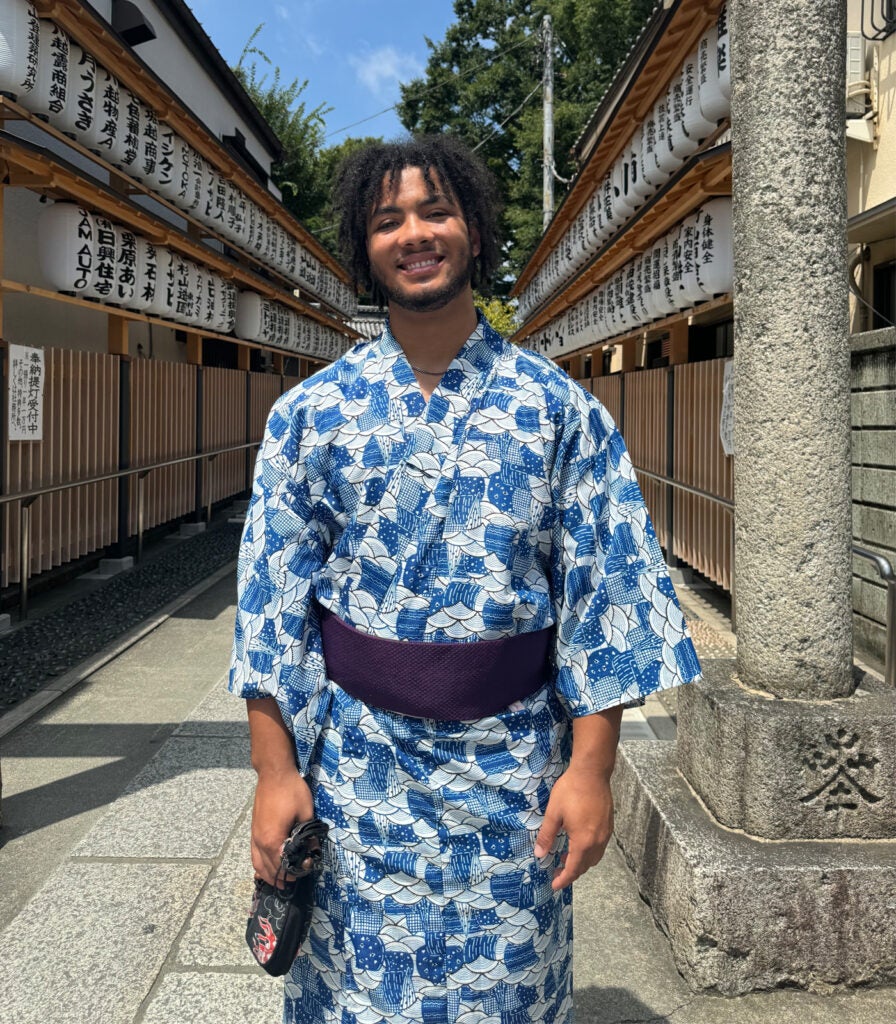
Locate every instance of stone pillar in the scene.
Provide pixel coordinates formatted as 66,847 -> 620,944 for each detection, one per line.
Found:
732,0 -> 852,699
611,0 -> 896,996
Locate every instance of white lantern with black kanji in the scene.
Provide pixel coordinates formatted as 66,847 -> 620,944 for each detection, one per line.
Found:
145,245 -> 175,318
107,82 -> 139,170
653,86 -> 680,175
717,5 -> 731,101
681,49 -> 716,144
130,236 -> 158,313
155,124 -> 180,202
37,202 -> 95,294
694,198 -> 733,298
0,0 -> 40,101
114,226 -> 138,308
218,280 -> 237,334
235,291 -> 267,342
697,24 -> 728,124
668,67 -> 700,161
83,64 -> 118,158
20,20 -> 69,124
611,154 -> 637,222
64,42 -> 97,142
88,214 -> 117,302
639,108 -> 666,189
136,101 -> 160,185
179,148 -> 204,213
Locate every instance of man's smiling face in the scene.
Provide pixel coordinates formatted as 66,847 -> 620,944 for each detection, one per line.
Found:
366,165 -> 480,314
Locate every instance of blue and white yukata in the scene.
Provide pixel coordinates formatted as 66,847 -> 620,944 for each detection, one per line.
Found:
230,314 -> 701,1024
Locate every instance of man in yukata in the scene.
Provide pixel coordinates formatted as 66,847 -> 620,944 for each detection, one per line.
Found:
230,135 -> 701,1024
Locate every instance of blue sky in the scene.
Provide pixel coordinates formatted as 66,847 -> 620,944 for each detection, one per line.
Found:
187,0 -> 458,144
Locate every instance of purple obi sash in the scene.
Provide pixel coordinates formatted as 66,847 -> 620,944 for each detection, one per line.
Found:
318,607 -> 553,720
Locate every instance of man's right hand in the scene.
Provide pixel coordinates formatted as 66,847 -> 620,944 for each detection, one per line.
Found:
250,770 -> 314,885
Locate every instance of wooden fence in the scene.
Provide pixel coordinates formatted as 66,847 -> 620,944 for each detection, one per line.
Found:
2,346 -> 302,588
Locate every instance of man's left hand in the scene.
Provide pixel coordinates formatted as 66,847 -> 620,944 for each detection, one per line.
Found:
533,766 -> 615,890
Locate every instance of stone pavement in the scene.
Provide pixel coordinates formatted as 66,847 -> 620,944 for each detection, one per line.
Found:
1,573 -> 894,1023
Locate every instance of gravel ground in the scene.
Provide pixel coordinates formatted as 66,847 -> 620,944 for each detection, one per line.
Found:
0,521 -> 242,716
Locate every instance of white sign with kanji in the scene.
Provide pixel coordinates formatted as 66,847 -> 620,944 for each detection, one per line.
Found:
720,358 -> 734,457
8,345 -> 45,442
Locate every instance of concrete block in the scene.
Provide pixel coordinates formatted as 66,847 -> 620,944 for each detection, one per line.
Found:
853,503 -> 896,549
141,972 -> 281,1024
677,661 -> 896,840
852,575 -> 887,624
82,556 -> 135,580
852,428 -> 896,468
852,467 -> 896,506
74,735 -> 253,859
851,390 -> 896,428
612,741 -> 896,995
174,811 -> 257,968
0,861 -> 209,1024
0,612 -> 10,633
179,521 -> 207,537
851,325 -> 896,356
851,348 -> 895,389
854,612 -> 887,666
174,681 -> 249,738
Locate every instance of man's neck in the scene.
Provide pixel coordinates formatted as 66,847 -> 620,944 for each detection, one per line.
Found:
387,291 -> 478,374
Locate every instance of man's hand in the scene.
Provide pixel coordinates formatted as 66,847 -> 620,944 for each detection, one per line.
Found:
246,697 -> 314,885
251,769 -> 314,885
534,704 -> 623,890
533,767 -> 614,890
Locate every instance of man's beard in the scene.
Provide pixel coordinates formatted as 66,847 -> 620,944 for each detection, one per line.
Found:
373,252 -> 475,313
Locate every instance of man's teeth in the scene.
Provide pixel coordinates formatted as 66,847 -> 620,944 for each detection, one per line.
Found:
403,258 -> 439,270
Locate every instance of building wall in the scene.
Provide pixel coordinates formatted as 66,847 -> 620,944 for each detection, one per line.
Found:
851,327 -> 896,665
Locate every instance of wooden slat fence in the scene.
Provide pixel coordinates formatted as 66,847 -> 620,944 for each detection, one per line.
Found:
203,366 -> 247,506
249,373 -> 284,439
589,376 -> 623,426
3,348 -> 118,586
673,358 -> 733,590
624,367 -> 669,552
129,360 -> 197,534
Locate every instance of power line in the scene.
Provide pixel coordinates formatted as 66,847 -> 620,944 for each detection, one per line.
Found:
324,34 -> 538,140
472,81 -> 542,152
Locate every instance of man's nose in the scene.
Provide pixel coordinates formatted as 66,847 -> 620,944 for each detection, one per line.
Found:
397,214 -> 432,247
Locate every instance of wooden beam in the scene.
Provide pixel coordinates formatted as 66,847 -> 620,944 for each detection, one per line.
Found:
185,333 -> 202,366
108,314 -> 129,356
271,352 -> 285,374
668,319 -> 689,364
237,345 -> 251,371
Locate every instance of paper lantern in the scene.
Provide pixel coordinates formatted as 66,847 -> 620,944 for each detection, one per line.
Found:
642,242 -> 664,321
668,72 -> 699,161
37,202 -> 95,294
629,127 -> 654,202
0,0 -> 40,100
283,234 -> 298,279
656,233 -> 678,317
681,49 -> 716,143
21,20 -> 69,123
223,181 -> 247,244
87,214 -> 117,302
694,198 -> 733,297
717,4 -> 731,100
235,291 -> 267,342
612,153 -> 637,221
653,89 -> 680,176
145,246 -> 175,318
678,210 -> 705,305
639,108 -> 667,189
155,124 -> 181,202
136,101 -> 159,185
84,65 -> 119,158
219,280 -> 237,334
697,26 -> 728,123
178,147 -> 204,213
130,237 -> 158,312
67,44 -> 97,141
107,82 -> 140,170
113,226 -> 138,307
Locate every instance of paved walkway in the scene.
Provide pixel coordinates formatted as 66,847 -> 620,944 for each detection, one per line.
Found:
1,573 -> 894,1023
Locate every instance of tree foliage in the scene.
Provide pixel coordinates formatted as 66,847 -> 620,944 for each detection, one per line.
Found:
475,293 -> 519,338
233,25 -> 332,224
396,0 -> 656,282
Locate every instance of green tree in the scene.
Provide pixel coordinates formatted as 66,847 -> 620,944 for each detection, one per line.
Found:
475,293 -> 519,337
397,0 -> 656,282
233,25 -> 332,224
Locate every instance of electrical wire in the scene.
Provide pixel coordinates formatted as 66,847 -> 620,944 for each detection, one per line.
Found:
471,81 -> 542,152
324,34 -> 538,139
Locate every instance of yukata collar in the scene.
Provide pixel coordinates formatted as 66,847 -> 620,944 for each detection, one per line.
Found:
375,309 -> 508,378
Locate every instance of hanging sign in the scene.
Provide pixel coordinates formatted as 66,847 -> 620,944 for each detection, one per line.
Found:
8,344 -> 45,441
720,358 -> 734,456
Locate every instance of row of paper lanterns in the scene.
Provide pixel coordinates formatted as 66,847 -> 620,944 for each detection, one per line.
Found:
518,4 -> 730,319
37,202 -> 351,360
526,199 -> 732,360
0,0 -> 357,317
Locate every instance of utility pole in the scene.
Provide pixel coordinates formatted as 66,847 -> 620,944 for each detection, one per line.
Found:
542,13 -> 554,230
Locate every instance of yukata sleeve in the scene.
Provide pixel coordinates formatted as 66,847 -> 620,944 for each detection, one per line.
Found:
550,399 -> 701,716
228,396 -> 331,772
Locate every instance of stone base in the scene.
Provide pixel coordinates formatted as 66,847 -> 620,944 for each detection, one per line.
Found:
612,741 -> 896,995
678,661 -> 896,839
82,556 -> 134,580
178,522 -> 206,538
0,613 -> 10,634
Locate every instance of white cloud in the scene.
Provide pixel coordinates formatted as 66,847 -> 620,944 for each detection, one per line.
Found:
275,4 -> 290,19
349,46 -> 423,99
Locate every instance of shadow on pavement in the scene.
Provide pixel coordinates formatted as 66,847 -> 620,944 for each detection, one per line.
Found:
576,985 -> 672,1023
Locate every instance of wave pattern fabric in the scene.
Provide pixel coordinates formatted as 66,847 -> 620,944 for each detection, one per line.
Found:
230,315 -> 701,1023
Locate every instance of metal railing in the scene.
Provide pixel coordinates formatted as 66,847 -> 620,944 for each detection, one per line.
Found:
0,441 -> 260,619
853,545 -> 896,688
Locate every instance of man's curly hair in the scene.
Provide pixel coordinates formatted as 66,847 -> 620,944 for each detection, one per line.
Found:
332,135 -> 502,304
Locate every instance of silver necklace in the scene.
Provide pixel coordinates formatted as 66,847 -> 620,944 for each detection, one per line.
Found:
407,363 -> 449,376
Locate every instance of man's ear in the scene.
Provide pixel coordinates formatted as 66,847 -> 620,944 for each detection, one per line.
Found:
469,223 -> 481,259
